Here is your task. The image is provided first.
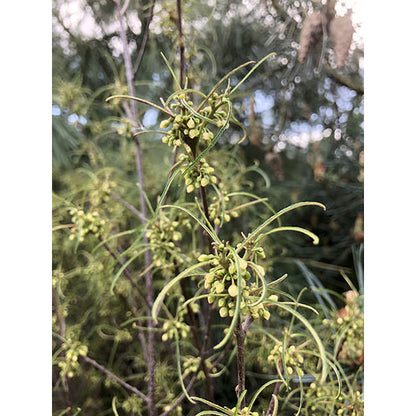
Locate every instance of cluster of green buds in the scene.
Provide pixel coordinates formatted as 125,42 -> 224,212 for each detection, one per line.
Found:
57,340 -> 88,379
229,407 -> 259,416
114,329 -> 133,343
305,383 -> 363,416
159,92 -> 230,148
56,76 -> 89,115
208,192 -> 239,226
68,208 -> 106,241
183,355 -> 217,380
336,390 -> 364,416
52,269 -> 66,289
116,117 -> 134,138
177,153 -> 217,193
105,81 -> 129,110
198,242 -> 270,320
89,175 -> 116,207
323,290 -> 364,366
267,340 -> 305,377
121,395 -> 144,414
161,297 -> 199,341
161,318 -> 190,342
146,213 -> 190,275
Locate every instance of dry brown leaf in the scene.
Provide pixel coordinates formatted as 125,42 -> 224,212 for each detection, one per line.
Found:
329,15 -> 354,68
298,12 -> 327,63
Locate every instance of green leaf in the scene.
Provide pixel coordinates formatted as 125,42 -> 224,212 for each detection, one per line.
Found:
247,379 -> 281,412
255,226 -> 320,246
237,202 -> 326,253
111,397 -> 120,416
160,52 -> 181,90
154,168 -> 182,216
268,300 -> 329,384
160,204 -> 220,244
105,94 -> 174,117
246,262 -> 267,307
229,52 -> 276,96
151,260 -> 212,323
174,329 -> 196,404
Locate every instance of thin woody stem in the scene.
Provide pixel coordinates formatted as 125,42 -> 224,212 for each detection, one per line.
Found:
113,1 -> 156,414
235,318 -> 246,408
176,0 -> 186,88
235,314 -> 254,409
82,355 -> 149,402
133,0 -> 156,75
159,374 -> 198,416
111,191 -> 147,222
265,362 -> 284,416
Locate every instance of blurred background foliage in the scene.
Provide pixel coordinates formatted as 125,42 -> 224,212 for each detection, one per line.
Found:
53,0 -> 363,291
52,0 -> 363,414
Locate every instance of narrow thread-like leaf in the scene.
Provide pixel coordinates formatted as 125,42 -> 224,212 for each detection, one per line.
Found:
161,204 -> 220,244
151,260 -> 212,323
268,300 -> 329,384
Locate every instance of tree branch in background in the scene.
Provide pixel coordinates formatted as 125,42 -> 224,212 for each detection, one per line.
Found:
324,63 -> 364,95
113,1 -> 156,414
133,0 -> 156,75
111,190 -> 147,222
176,0 -> 186,88
82,355 -> 149,402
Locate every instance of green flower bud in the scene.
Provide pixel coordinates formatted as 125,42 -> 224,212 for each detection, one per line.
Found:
228,284 -> 238,297
189,129 -> 198,138
214,281 -> 225,294
160,118 -> 172,129
219,307 -> 228,318
198,254 -> 212,262
200,177 -> 209,187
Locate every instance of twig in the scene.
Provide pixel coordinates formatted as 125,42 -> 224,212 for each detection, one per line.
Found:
133,0 -> 156,75
235,318 -> 246,408
111,191 -> 147,222
120,0 -> 130,16
324,63 -> 364,95
265,363 -> 284,416
113,2 -> 157,413
235,314 -> 254,409
159,374 -> 198,416
82,355 -> 149,402
176,0 -> 186,88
